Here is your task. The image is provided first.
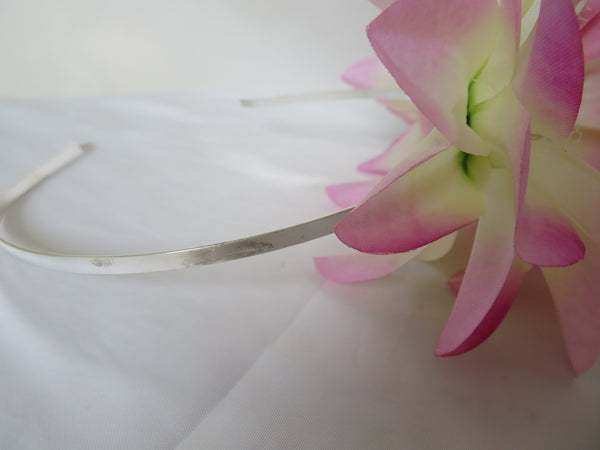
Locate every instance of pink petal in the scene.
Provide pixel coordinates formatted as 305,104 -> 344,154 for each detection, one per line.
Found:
577,60 -> 600,128
335,144 -> 485,255
342,58 -> 419,123
447,269 -> 466,295
416,232 -> 457,262
380,100 -> 420,123
542,243 -> 600,375
367,0 -> 502,155
440,260 -> 527,356
576,0 -> 600,29
358,122 -> 428,175
437,170 -> 519,356
342,57 -> 395,90
582,14 -> 600,62
358,154 -> 389,176
469,0 -> 521,106
326,180 -> 379,208
517,0 -> 585,140
566,126 -> 600,171
314,250 -> 420,283
417,112 -> 435,135
369,0 -> 396,10
515,184 -> 585,267
469,86 -> 531,216
529,139 -> 600,245
358,132 -> 408,176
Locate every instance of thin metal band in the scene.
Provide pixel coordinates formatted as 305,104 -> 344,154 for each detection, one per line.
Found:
0,144 -> 351,274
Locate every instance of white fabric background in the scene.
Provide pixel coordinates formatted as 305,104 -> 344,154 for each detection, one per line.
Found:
2,92 -> 600,450
1,1 -> 600,449
0,0 -> 375,97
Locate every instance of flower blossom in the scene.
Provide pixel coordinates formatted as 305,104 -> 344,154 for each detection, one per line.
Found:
315,0 -> 600,374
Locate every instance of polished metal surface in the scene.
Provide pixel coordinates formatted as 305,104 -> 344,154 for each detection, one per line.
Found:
0,144 -> 351,274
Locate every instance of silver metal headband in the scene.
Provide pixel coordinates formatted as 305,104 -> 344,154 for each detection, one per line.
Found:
0,143 -> 351,274
0,90 -> 411,274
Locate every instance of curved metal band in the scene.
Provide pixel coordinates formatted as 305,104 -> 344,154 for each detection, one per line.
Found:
0,144 -> 351,274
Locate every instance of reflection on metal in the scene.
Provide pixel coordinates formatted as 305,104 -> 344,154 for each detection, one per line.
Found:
0,143 -> 352,274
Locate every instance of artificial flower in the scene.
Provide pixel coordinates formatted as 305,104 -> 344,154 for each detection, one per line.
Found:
315,0 -> 600,375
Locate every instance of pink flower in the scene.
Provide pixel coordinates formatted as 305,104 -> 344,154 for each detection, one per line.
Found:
316,0 -> 600,374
